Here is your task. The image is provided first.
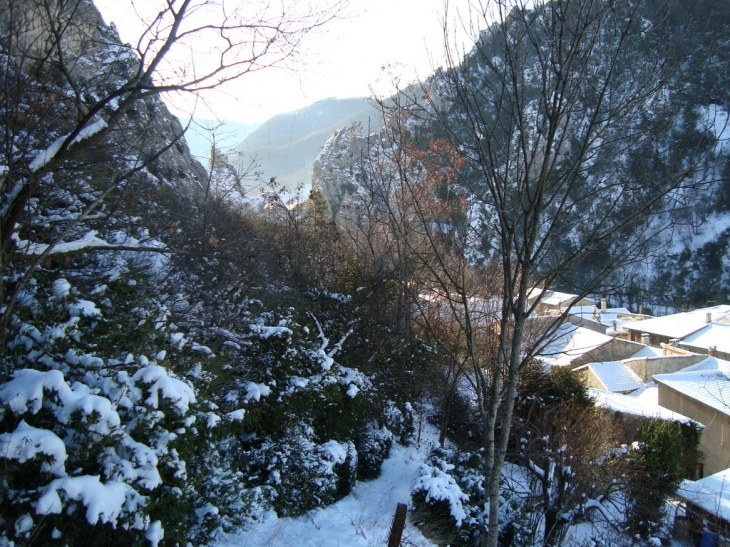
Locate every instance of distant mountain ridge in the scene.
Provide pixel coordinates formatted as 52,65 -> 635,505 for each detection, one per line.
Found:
179,119 -> 261,167
231,97 -> 379,193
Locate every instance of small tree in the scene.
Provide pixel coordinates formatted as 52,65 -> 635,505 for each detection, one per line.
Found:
625,418 -> 689,538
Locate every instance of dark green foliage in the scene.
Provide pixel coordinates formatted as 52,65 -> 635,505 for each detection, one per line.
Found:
626,418 -> 687,537
354,421 -> 394,480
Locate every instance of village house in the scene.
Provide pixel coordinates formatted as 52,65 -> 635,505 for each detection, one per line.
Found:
655,358 -> 730,476
624,305 -> 730,347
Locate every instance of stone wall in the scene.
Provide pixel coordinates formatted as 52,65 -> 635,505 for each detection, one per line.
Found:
625,354 -> 707,382
570,337 -> 645,368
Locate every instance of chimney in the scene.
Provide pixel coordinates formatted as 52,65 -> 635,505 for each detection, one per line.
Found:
641,333 -> 650,345
601,298 -> 607,312
706,312 -> 712,324
709,345 -> 717,357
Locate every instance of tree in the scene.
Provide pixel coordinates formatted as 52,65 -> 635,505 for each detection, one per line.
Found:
0,0 -> 343,341
427,1 -> 725,545
341,0 -> 724,545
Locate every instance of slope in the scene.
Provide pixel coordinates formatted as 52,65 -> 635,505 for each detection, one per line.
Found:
231,97 -> 379,193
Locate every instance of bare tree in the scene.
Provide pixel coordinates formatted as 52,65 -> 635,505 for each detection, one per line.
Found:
0,0 -> 344,338
424,1 -> 724,545
338,0 -> 725,545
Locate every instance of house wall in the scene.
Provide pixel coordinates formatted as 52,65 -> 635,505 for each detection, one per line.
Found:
579,368 -> 608,391
658,384 -> 730,475
627,330 -> 672,346
624,354 -> 707,382
569,338 -> 645,368
680,343 -> 730,362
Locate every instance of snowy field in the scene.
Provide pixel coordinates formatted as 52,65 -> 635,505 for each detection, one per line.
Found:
215,425 -> 440,547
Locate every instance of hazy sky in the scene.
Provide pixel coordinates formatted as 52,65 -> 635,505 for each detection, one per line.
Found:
96,0 -> 474,123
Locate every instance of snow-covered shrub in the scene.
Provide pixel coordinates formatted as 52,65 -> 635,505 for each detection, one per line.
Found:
411,447 -> 483,546
245,426 -> 357,517
0,267 -> 257,546
355,420 -> 394,480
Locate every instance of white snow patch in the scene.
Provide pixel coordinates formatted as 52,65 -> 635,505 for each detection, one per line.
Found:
36,475 -> 145,526
0,420 -> 67,476
244,382 -> 271,402
131,366 -> 196,414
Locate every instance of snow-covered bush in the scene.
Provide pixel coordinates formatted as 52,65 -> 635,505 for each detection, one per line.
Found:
355,421 -> 394,480
0,268 -> 255,546
245,426 -> 357,517
411,447 -> 483,546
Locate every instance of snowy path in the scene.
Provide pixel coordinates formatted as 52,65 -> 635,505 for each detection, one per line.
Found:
215,425 -> 439,547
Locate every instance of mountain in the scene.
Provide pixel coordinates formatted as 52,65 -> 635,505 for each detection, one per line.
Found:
178,118 -> 262,167
230,97 -> 380,193
312,0 -> 730,311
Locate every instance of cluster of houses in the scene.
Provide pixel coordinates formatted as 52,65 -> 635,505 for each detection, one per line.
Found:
532,291 -> 730,545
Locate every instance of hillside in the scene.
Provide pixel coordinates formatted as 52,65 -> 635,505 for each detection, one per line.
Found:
231,97 -> 379,193
313,0 -> 730,312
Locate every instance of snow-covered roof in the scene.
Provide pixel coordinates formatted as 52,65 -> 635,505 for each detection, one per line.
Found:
680,322 -> 730,353
654,357 -> 730,416
569,306 -> 641,335
528,289 -> 592,308
591,385 -> 694,423
538,324 -> 614,367
586,361 -> 643,393
628,345 -> 664,359
624,305 -> 730,340
677,468 -> 730,522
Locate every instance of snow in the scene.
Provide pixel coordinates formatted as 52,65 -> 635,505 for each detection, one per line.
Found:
625,305 -> 730,340
413,463 -> 470,526
36,475 -> 145,526
244,382 -> 271,402
628,345 -> 664,359
677,468 -> 730,522
67,299 -> 102,317
13,230 -> 111,256
586,361 -> 644,393
0,369 -> 121,434
0,420 -> 67,476
28,118 -> 108,172
680,322 -> 730,354
591,385 -> 694,423
131,366 -> 196,414
52,278 -> 72,299
538,324 -> 614,367
214,426 -> 440,547
249,324 -> 293,339
145,521 -> 164,547
528,289 -> 591,309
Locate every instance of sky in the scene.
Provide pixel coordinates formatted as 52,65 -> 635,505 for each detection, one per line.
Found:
95,0 -> 475,123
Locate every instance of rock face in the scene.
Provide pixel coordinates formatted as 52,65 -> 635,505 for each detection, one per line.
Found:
0,0 -> 208,246
311,123 -> 371,220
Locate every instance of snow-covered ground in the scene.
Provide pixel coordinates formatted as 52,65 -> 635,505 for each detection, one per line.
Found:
215,425 -> 440,547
